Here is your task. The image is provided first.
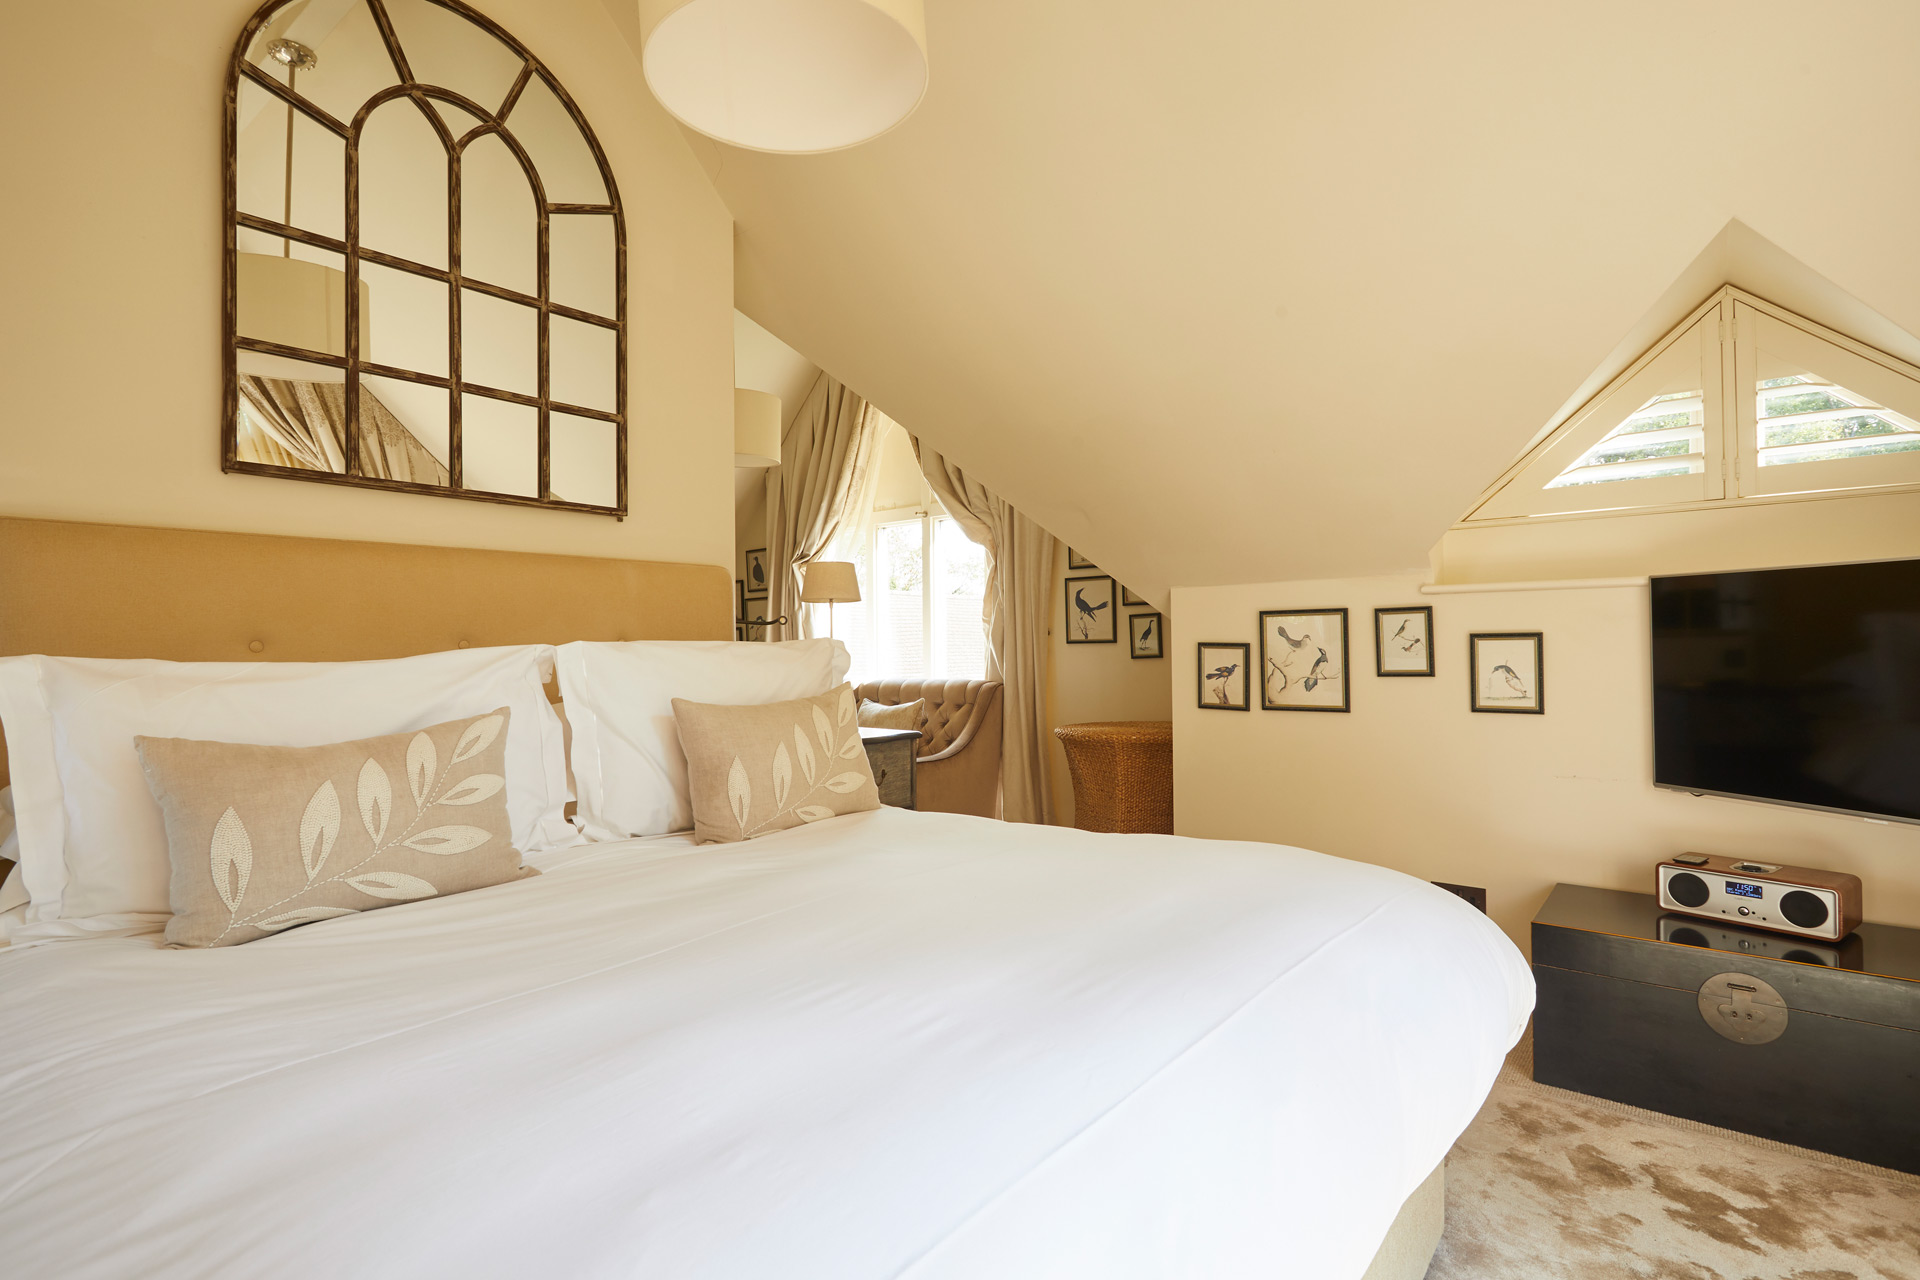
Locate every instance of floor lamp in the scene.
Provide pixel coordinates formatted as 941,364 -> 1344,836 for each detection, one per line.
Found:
800,561 -> 861,638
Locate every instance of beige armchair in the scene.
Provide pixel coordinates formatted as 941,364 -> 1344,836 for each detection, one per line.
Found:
855,679 -> 1004,818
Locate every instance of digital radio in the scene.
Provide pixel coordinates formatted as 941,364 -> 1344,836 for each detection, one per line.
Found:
1655,854 -> 1862,942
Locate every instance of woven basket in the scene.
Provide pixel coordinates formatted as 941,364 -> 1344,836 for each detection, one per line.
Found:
1053,720 -> 1173,834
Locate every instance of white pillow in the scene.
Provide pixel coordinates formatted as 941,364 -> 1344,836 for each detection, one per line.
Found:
557,639 -> 851,839
0,646 -> 573,935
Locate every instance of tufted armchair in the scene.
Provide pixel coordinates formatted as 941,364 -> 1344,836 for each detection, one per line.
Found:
855,678 -> 1004,818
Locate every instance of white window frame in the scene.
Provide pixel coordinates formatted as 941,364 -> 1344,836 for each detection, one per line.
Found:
1464,286 -> 1920,525
863,510 -> 986,680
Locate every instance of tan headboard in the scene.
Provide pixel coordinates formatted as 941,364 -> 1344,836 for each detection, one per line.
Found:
0,516 -> 732,785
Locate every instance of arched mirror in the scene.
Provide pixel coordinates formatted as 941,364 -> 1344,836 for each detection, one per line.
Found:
224,0 -> 627,516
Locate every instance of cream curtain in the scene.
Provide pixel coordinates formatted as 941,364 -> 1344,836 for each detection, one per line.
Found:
768,375 -> 882,641
237,377 -> 450,485
911,438 -> 1056,825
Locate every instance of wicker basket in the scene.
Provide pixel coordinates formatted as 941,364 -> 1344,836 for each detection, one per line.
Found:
1053,720 -> 1173,834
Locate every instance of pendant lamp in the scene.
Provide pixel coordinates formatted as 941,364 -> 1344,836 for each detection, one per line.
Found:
637,0 -> 927,154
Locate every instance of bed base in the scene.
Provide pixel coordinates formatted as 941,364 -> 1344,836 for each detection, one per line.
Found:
1361,1162 -> 1445,1280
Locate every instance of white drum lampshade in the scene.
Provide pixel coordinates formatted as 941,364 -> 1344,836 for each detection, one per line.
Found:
734,389 -> 781,468
637,0 -> 928,154
800,560 -> 861,638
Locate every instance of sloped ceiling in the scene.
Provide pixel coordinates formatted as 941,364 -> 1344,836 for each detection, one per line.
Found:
601,0 -> 1920,595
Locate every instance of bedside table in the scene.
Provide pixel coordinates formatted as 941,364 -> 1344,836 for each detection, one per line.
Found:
1532,883 -> 1920,1173
859,727 -> 920,809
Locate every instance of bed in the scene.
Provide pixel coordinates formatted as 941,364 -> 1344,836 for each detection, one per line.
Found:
0,518 -> 1531,1279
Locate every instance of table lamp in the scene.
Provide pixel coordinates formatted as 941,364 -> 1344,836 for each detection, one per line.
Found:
800,561 -> 861,638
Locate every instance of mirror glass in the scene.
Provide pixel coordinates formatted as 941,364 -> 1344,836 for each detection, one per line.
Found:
230,0 -> 625,513
461,394 -> 537,496
460,134 -> 536,295
461,289 -> 537,396
551,412 -> 618,507
550,315 -> 617,413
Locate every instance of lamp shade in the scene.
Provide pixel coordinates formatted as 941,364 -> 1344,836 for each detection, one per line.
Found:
637,0 -> 927,154
734,389 -> 781,468
800,560 -> 861,604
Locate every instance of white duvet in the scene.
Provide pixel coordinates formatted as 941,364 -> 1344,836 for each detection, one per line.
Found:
0,809 -> 1530,1279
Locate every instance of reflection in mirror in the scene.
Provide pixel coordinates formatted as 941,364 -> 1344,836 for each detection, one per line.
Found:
244,2 -> 397,124
359,374 -> 451,484
550,214 -> 615,317
461,394 -> 537,496
236,247 -> 360,357
461,290 -> 537,395
383,0 -> 526,115
460,134 -> 536,294
359,98 -> 448,268
236,80 -> 346,240
550,316 -> 617,412
506,75 -> 607,205
360,262 -> 448,375
550,412 -> 618,508
234,349 -> 348,473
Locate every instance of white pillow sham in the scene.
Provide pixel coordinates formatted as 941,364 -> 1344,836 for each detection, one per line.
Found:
556,639 -> 851,840
0,646 -> 574,936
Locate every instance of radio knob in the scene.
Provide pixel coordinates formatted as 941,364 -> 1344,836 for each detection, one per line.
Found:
1668,871 -> 1710,908
1780,890 -> 1829,930
1737,905 -> 1752,916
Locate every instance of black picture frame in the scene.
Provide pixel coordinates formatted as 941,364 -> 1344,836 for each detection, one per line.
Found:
744,548 -> 769,598
1128,611 -> 1164,659
1374,605 -> 1434,677
735,579 -> 746,621
1067,547 -> 1096,570
1121,586 -> 1147,606
1064,574 -> 1118,643
1258,608 -> 1350,712
1197,642 -> 1251,710
1470,632 -> 1545,714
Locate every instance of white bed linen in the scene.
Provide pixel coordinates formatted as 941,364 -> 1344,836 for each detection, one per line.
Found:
0,810 -> 1530,1280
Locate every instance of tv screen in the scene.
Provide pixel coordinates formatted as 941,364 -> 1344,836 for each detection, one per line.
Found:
1651,559 -> 1920,824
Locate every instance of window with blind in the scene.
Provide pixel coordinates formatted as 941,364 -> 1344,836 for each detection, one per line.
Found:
832,514 -> 988,684
1468,286 -> 1920,522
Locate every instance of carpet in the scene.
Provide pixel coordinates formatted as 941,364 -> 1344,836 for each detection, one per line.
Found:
1427,1039 -> 1920,1280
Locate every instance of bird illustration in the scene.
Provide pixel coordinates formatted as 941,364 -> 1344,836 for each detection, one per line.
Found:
749,558 -> 765,587
1074,587 -> 1110,638
1390,619 -> 1411,643
1491,663 -> 1528,697
1206,662 -> 1239,705
1302,647 -> 1331,692
1400,636 -> 1424,654
1270,624 -> 1310,651
1136,616 -> 1156,648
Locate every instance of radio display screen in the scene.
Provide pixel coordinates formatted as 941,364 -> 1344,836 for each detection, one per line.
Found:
1726,881 -> 1764,899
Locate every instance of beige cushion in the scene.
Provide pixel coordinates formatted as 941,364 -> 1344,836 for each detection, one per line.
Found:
672,683 -> 879,843
858,697 -> 923,732
136,708 -> 531,948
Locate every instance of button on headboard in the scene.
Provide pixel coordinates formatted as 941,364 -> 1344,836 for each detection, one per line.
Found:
0,517 -> 732,786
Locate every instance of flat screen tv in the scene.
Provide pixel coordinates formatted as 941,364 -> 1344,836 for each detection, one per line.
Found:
1651,558 -> 1920,824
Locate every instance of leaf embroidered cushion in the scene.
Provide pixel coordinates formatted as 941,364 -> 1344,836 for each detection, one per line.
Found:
671,684 -> 881,843
135,708 -> 532,948
856,698 -> 923,732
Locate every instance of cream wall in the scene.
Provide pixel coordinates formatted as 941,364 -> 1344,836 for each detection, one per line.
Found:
0,0 -> 733,570
1048,545 -> 1173,826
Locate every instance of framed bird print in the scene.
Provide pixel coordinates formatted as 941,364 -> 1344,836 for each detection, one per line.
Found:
1258,608 -> 1349,711
744,548 -> 770,599
1197,642 -> 1250,710
1128,611 -> 1163,658
1067,547 -> 1097,570
1121,586 -> 1147,607
736,579 -> 746,622
1375,605 -> 1434,676
1064,574 -> 1117,643
1470,632 -> 1544,713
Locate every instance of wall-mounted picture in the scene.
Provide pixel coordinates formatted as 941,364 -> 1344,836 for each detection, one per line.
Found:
1065,574 -> 1117,643
1471,632 -> 1544,714
735,625 -> 745,641
1375,605 -> 1434,677
1197,642 -> 1250,710
1128,611 -> 1164,658
736,579 -> 746,621
1259,608 -> 1349,711
1067,547 -> 1097,570
1121,586 -> 1147,606
744,548 -> 770,599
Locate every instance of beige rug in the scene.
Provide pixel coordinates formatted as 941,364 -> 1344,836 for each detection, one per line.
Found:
1428,1039 -> 1920,1280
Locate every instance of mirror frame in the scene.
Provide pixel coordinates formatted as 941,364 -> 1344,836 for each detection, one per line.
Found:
223,0 -> 628,517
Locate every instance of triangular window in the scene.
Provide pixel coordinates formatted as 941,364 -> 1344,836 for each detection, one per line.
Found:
1468,286 -> 1920,521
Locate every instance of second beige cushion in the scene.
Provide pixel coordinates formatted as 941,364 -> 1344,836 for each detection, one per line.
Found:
136,708 -> 531,948
857,697 -> 924,732
672,683 -> 880,843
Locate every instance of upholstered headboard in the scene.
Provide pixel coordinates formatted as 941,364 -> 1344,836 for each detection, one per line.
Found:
0,516 -> 732,785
